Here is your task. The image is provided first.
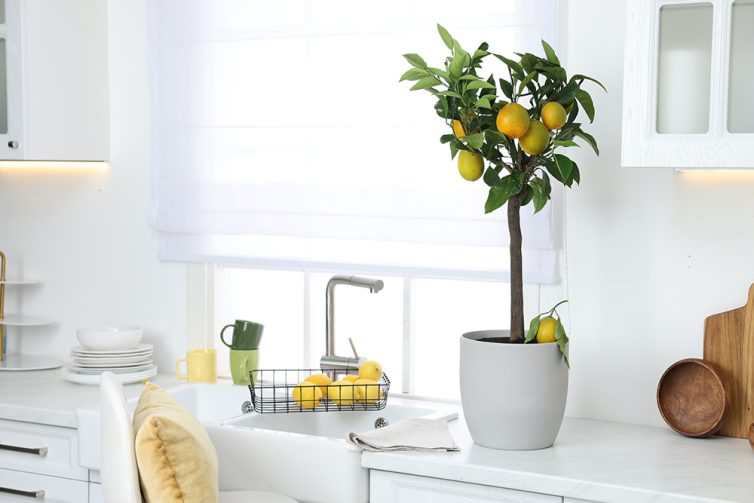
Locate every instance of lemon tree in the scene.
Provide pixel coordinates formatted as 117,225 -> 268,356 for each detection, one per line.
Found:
401,25 -> 604,363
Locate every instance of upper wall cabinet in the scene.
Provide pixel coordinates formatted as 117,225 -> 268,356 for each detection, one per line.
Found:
0,0 -> 108,161
622,0 -> 754,169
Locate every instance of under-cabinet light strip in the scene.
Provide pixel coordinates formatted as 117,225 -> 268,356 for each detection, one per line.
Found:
0,161 -> 109,170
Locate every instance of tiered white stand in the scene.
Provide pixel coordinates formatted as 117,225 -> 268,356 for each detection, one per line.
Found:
0,252 -> 59,371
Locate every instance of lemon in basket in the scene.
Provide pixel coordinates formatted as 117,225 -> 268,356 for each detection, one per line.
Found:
358,360 -> 383,381
354,378 -> 384,404
342,374 -> 359,383
327,380 -> 356,407
304,373 -> 333,397
292,380 -> 322,409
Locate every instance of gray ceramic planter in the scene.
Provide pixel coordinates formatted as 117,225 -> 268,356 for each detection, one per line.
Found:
460,329 -> 568,450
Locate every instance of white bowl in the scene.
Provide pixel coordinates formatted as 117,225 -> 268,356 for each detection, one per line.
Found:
76,326 -> 143,351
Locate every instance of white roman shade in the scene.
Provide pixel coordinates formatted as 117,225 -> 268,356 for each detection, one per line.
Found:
148,0 -> 560,282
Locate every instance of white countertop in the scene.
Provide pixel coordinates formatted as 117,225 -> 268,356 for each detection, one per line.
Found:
0,368 -> 180,428
362,412 -> 754,503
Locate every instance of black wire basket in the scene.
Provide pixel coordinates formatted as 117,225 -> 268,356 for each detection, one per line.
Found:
248,368 -> 390,413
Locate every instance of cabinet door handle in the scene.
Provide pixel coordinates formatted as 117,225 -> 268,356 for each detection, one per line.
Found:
0,486 -> 45,499
7,140 -> 18,149
0,443 -> 48,456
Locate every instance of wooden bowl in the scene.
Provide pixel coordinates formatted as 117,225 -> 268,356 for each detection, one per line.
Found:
657,358 -> 729,438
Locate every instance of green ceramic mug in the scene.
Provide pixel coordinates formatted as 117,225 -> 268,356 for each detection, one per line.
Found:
220,319 -> 263,350
230,349 -> 259,385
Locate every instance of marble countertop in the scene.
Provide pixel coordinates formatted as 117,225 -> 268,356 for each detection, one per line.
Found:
0,368 -> 180,428
362,413 -> 754,503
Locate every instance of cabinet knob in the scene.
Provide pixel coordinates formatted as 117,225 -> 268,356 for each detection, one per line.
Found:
7,141 -> 18,149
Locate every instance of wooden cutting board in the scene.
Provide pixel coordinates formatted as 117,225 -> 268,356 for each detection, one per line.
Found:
703,284 -> 754,438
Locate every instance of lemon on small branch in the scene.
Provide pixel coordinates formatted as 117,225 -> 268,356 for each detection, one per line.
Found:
525,300 -> 570,368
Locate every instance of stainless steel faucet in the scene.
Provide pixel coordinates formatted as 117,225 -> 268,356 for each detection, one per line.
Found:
321,275 -> 383,370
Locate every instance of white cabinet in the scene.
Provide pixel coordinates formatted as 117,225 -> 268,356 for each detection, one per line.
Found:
370,471 -> 562,503
0,419 -> 96,502
0,0 -> 108,161
622,0 -> 754,169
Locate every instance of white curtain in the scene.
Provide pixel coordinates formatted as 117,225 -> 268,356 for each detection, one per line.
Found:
148,0 -> 559,282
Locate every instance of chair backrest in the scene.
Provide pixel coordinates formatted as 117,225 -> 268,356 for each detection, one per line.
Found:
100,372 -> 142,503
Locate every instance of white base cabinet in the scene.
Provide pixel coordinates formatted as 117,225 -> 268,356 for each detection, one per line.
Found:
370,471 -> 562,503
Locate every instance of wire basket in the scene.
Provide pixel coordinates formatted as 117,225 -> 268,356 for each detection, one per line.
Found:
249,368 -> 390,414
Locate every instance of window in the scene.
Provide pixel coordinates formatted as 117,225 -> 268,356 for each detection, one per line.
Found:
213,266 -> 539,399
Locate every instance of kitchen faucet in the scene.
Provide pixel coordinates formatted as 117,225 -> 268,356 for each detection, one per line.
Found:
320,275 -> 383,370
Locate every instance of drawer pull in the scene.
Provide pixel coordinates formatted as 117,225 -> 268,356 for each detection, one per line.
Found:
0,486 -> 45,499
0,443 -> 48,456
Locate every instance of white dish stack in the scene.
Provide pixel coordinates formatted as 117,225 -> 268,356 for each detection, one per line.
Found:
62,327 -> 157,385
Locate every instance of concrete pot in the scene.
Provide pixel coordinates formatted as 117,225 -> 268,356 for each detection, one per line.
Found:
460,329 -> 568,450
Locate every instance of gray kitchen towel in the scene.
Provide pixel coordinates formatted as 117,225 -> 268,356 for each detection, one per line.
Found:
347,418 -> 460,452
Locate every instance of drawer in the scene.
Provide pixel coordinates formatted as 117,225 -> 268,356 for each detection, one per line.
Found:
370,471 -> 562,503
0,468 -> 88,502
0,420 -> 87,481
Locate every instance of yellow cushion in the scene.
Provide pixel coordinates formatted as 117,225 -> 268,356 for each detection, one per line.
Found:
132,382 -> 219,503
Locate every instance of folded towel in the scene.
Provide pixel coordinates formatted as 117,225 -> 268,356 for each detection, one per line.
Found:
347,418 -> 460,452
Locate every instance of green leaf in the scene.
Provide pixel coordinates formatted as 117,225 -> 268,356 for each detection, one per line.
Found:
464,132 -> 485,150
437,90 -> 463,99
484,130 -> 507,144
403,53 -> 427,69
541,39 -> 560,65
553,139 -> 580,148
410,76 -> 442,91
427,67 -> 450,80
440,134 -> 455,144
493,54 -> 524,77
535,64 -> 567,82
458,74 -> 481,81
498,78 -> 513,100
472,49 -> 489,60
466,80 -> 496,90
518,71 -> 539,93
554,154 -> 574,184
520,53 -> 539,73
449,56 -> 464,80
475,96 -> 492,109
449,142 -> 459,160
552,81 -> 579,105
572,74 -> 607,92
434,97 -> 449,118
574,128 -> 600,155
484,175 -> 522,213
575,89 -> 595,122
525,316 -> 540,343
529,178 -> 548,213
572,162 -> 581,184
483,166 -> 500,187
399,68 -> 428,82
554,319 -> 570,369
437,24 -> 454,50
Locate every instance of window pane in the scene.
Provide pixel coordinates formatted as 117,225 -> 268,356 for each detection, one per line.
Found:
728,0 -> 754,133
213,268 -> 304,376
412,279 -> 510,399
309,273 -> 404,391
656,3 -> 713,134
0,39 -> 7,135
0,0 -> 5,25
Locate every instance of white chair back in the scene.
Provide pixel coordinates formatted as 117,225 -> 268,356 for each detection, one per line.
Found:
100,372 -> 142,503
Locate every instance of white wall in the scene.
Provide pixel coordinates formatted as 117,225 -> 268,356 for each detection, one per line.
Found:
563,0 -> 754,427
0,0 -> 187,371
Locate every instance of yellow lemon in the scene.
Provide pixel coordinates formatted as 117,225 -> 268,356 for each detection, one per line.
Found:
304,373 -> 332,398
342,374 -> 359,383
452,119 -> 466,139
354,378 -> 384,404
541,101 -> 567,130
518,120 -> 549,155
457,151 -> 484,182
496,103 -> 530,138
536,316 -> 557,343
292,380 -> 322,409
327,380 -> 356,407
358,360 -> 383,381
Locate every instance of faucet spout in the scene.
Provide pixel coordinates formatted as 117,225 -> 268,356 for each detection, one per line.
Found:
325,275 -> 384,359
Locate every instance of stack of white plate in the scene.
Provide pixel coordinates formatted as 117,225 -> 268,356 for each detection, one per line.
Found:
62,343 -> 157,385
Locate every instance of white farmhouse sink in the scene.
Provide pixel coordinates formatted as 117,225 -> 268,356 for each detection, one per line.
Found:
208,397 -> 458,503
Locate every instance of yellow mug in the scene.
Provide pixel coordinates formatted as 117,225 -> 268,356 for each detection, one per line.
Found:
176,348 -> 217,383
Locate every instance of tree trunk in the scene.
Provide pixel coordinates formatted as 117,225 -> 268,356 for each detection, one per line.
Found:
508,192 -> 524,342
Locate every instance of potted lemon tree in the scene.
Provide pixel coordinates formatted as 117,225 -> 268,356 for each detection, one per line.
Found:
401,26 -> 603,450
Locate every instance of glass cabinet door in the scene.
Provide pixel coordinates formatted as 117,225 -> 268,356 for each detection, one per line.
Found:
0,0 -> 22,159
727,0 -> 754,133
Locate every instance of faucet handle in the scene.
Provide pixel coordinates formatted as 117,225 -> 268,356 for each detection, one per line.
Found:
320,355 -> 365,372
348,337 -> 360,359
